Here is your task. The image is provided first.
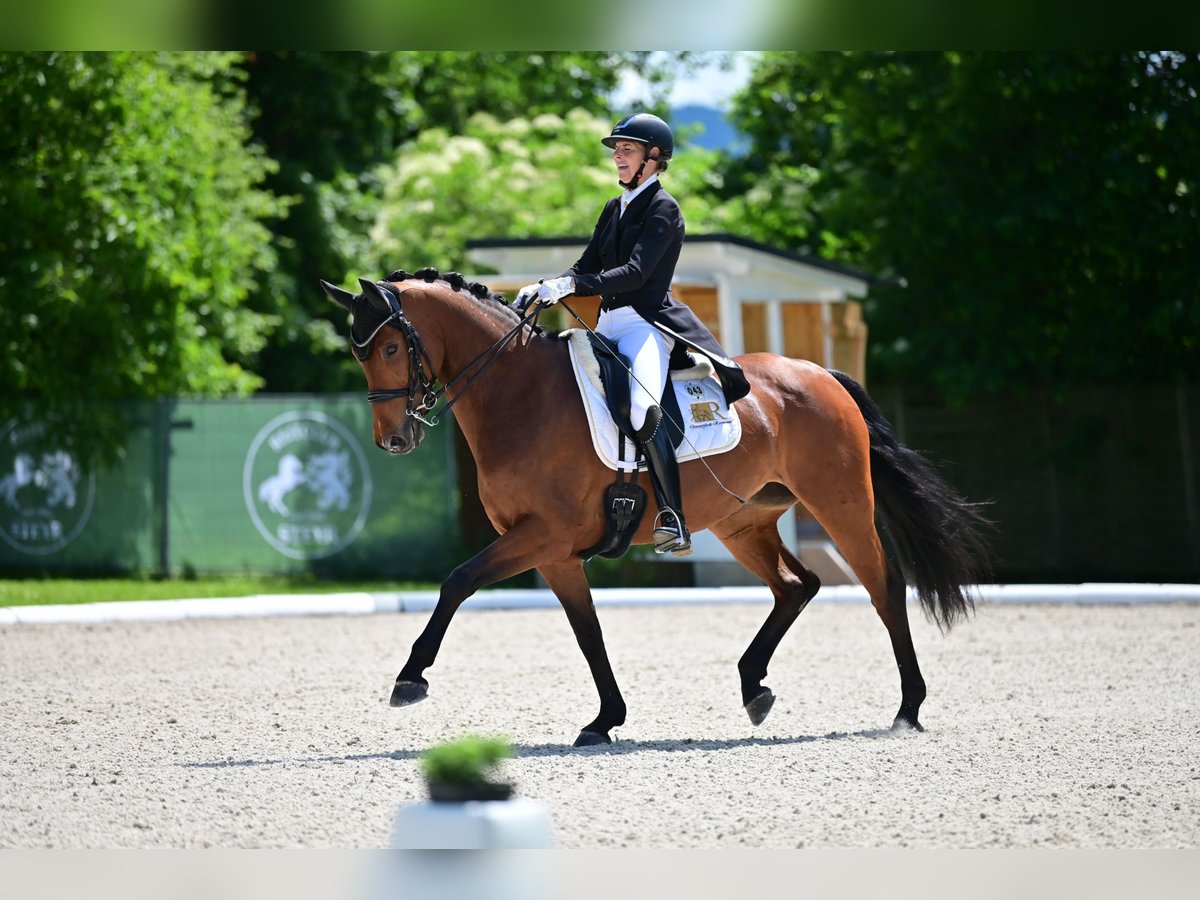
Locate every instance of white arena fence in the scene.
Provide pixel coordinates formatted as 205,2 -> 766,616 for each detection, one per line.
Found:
3,582 -> 1199,625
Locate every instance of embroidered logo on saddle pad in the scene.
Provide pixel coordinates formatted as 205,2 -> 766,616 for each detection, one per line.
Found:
565,331 -> 742,471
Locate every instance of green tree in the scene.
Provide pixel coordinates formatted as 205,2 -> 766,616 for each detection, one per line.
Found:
724,51 -> 1200,398
0,52 -> 285,463
365,109 -> 725,282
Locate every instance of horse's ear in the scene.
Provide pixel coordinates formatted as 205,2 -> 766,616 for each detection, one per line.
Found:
320,279 -> 356,312
358,278 -> 396,314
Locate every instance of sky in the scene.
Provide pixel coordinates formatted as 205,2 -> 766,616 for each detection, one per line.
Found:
612,52 -> 760,111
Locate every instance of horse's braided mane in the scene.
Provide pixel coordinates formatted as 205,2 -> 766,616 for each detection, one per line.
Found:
381,265 -> 554,339
385,267 -> 511,309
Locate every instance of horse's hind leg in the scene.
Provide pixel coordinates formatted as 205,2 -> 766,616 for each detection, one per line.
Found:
802,498 -> 927,731
538,559 -> 627,748
879,563 -> 926,730
712,501 -> 821,727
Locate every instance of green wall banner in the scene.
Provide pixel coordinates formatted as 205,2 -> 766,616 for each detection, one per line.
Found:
5,384 -> 1197,583
0,396 -> 460,580
0,413 -> 157,571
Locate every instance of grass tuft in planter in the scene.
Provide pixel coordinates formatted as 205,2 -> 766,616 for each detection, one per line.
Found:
420,735 -> 514,802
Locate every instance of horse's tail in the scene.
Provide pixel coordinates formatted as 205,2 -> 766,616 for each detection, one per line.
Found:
829,370 -> 994,631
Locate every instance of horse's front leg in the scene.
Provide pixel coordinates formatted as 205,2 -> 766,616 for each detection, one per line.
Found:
537,559 -> 626,747
391,520 -> 559,707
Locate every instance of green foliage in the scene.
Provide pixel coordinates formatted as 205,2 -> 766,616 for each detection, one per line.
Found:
0,52 -> 285,463
382,52 -> 643,136
370,110 -> 613,273
368,109 -> 729,279
0,50 -> 707,412
726,51 -> 1200,399
419,734 -> 513,786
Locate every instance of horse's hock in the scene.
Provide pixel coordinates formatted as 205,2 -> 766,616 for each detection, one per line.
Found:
693,546 -> 860,587
687,489 -> 863,589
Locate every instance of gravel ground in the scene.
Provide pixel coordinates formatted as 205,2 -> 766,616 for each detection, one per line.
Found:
1,600 -> 1197,849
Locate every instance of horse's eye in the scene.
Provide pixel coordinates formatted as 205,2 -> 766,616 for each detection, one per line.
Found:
384,344 -> 400,358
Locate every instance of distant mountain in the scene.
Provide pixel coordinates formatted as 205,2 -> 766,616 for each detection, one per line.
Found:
671,104 -> 748,155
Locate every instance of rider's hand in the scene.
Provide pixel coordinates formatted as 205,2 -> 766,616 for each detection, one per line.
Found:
534,276 -> 575,307
513,282 -> 541,311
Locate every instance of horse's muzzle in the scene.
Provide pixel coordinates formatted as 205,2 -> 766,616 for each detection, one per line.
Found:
378,421 -> 424,455
379,434 -> 413,455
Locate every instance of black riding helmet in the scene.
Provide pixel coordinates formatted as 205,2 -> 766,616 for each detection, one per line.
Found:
601,113 -> 674,159
603,113 -> 674,189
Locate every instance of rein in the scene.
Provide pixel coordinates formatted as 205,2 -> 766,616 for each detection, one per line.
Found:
360,281 -> 544,427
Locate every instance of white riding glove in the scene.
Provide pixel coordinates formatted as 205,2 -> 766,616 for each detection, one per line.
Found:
513,282 -> 541,311
535,276 -> 575,306
514,276 -> 575,312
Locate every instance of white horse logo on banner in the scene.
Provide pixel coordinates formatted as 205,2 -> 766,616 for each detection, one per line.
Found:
243,411 -> 371,560
0,421 -> 95,556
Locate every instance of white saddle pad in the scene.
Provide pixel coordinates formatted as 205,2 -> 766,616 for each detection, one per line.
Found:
564,329 -> 742,472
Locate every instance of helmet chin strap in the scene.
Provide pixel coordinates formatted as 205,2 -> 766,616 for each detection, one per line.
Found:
618,148 -> 657,190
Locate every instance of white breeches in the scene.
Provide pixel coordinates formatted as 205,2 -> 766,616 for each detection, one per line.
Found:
596,306 -> 675,432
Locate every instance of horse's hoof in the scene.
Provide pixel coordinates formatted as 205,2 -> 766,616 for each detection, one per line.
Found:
573,730 -> 611,748
744,687 -> 776,726
390,680 -> 428,707
891,714 -> 924,733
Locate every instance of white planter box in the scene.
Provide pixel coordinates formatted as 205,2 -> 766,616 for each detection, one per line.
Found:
390,798 -> 554,849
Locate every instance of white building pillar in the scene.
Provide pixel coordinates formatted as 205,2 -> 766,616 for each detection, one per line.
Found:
767,300 -> 784,357
714,272 -> 744,356
821,301 -> 834,369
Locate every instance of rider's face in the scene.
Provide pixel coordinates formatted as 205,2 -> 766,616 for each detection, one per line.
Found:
612,140 -> 656,182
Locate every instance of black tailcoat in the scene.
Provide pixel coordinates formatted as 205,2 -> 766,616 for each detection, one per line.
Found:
562,181 -> 751,405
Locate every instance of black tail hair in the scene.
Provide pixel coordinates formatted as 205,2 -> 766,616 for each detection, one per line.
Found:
830,371 -> 994,631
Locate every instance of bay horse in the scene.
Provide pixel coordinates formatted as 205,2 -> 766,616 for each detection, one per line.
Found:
322,268 -> 991,747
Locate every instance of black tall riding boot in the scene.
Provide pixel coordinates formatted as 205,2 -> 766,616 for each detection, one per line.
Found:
635,406 -> 691,557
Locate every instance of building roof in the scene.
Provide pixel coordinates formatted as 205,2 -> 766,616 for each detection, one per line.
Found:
468,232 -> 874,283
466,232 -> 876,300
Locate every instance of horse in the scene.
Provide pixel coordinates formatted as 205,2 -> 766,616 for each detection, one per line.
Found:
321,267 -> 992,747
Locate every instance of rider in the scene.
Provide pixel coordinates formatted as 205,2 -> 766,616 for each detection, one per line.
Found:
515,113 -> 750,557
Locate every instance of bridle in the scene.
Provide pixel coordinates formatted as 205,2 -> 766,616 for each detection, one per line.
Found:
354,280 -> 543,427
353,283 -> 443,425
